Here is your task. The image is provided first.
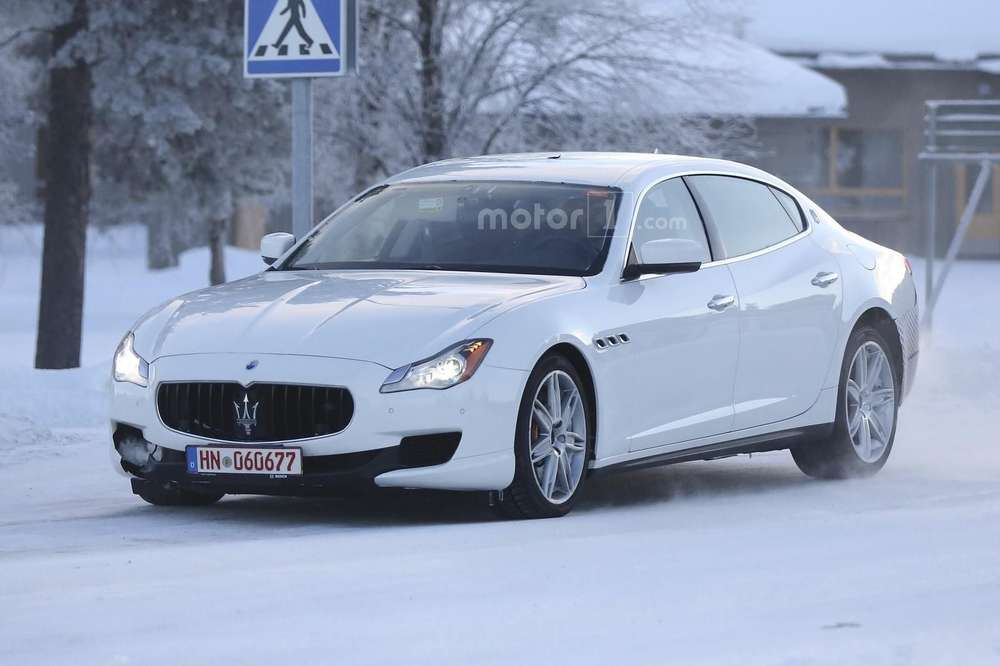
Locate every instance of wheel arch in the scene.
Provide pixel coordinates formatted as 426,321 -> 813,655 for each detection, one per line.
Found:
850,306 -> 904,391
539,342 -> 599,460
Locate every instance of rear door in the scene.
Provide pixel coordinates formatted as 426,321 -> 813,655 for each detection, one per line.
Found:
686,176 -> 843,429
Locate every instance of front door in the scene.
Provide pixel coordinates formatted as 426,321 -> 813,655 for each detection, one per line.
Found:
608,266 -> 741,452
599,177 -> 741,452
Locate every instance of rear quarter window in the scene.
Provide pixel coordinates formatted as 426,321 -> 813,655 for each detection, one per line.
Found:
769,187 -> 806,232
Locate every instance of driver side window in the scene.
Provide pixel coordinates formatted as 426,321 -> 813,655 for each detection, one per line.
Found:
633,178 -> 712,262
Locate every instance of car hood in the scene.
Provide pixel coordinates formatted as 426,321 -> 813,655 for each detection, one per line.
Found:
132,270 -> 582,369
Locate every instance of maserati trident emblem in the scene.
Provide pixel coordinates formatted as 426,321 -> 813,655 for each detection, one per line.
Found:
234,393 -> 259,437
246,360 -> 259,370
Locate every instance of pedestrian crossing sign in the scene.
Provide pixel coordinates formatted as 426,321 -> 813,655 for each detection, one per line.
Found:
244,0 -> 356,78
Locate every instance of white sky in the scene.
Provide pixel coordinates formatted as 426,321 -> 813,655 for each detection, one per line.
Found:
743,0 -> 1000,59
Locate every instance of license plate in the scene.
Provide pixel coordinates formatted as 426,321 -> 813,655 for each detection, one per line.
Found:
186,446 -> 303,476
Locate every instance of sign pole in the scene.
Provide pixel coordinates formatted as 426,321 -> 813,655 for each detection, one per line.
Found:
246,0 -> 357,239
291,77 -> 314,240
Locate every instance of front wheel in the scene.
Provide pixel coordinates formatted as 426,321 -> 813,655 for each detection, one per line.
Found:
494,355 -> 594,519
792,325 -> 899,479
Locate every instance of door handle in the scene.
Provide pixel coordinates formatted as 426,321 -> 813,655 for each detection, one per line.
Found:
707,294 -> 736,312
811,272 -> 839,288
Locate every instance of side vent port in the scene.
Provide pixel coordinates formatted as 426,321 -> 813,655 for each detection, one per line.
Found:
399,432 -> 462,468
595,333 -> 630,350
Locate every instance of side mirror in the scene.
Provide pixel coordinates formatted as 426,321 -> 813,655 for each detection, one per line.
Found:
622,238 -> 704,281
260,232 -> 296,266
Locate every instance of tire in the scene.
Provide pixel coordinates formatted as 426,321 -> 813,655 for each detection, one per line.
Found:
494,354 -> 595,519
792,325 -> 900,480
136,483 -> 225,507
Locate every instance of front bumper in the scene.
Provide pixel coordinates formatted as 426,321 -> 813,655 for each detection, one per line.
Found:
111,353 -> 525,493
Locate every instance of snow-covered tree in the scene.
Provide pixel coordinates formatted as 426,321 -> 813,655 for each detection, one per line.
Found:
0,4 -> 48,228
1,0 -> 293,367
314,0 -> 754,205
0,0 -> 95,369
83,0 -> 290,280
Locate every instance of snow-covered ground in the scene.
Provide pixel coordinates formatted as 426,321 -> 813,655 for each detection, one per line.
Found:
1,226 -> 998,665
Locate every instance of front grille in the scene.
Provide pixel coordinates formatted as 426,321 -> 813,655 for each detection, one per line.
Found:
157,382 -> 354,442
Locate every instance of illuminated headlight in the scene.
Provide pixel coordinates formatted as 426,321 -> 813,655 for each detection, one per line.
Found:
113,333 -> 149,387
380,340 -> 493,393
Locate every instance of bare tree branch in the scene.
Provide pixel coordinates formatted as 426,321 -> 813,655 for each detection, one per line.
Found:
0,26 -> 51,50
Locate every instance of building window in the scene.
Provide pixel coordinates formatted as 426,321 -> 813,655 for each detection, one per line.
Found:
828,127 -> 905,194
766,125 -> 905,198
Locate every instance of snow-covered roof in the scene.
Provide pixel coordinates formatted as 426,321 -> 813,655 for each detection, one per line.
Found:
478,28 -> 846,120
625,3 -> 846,117
744,0 -> 1000,62
785,52 -> 1000,75
474,3 -> 846,120
638,34 -> 846,118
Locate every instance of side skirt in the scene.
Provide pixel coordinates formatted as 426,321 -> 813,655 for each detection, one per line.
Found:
590,424 -> 834,477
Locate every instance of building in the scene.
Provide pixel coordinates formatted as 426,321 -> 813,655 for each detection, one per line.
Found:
745,0 -> 1000,257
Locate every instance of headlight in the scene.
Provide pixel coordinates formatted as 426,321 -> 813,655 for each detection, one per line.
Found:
380,339 -> 493,393
113,333 -> 149,387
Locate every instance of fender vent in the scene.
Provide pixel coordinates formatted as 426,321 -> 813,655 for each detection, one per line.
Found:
594,333 -> 631,351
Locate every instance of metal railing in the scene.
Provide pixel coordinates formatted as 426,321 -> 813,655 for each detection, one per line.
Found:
920,100 -> 1000,327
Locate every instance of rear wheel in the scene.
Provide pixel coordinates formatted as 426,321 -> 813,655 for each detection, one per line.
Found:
494,355 -> 594,519
792,326 -> 899,479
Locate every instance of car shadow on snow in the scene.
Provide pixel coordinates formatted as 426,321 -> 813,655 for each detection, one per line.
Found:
575,455 -> 814,514
122,454 -> 814,527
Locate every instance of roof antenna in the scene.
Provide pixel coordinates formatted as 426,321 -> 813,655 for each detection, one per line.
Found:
652,148 -> 661,154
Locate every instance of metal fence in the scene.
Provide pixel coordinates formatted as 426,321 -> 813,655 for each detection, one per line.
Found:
920,100 -> 1000,327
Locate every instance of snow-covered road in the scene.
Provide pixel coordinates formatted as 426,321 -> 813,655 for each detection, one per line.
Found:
3,357 -> 999,666
1,228 -> 998,665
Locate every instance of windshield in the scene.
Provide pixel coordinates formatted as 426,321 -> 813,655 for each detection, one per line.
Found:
282,181 -> 621,276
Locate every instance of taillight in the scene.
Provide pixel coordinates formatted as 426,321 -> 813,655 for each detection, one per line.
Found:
904,257 -> 913,274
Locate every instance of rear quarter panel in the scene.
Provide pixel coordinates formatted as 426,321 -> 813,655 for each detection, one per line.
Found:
805,203 -> 918,390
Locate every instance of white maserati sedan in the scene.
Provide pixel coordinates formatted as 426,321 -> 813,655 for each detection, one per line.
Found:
111,153 -> 919,518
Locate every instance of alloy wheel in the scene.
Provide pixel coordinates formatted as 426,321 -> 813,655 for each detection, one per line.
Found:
846,341 -> 896,464
529,370 -> 587,504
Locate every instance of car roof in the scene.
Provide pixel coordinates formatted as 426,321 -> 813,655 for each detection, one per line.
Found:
384,152 -> 780,191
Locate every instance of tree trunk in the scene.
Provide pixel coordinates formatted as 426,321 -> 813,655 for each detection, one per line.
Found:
209,217 -> 227,286
417,0 -> 446,162
146,217 -> 179,270
35,0 -> 92,370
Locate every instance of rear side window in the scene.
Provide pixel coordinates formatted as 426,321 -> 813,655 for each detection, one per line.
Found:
686,176 -> 801,258
769,187 -> 805,232
632,178 -> 711,262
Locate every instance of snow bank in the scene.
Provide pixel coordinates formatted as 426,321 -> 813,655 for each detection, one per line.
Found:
0,365 -> 108,461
